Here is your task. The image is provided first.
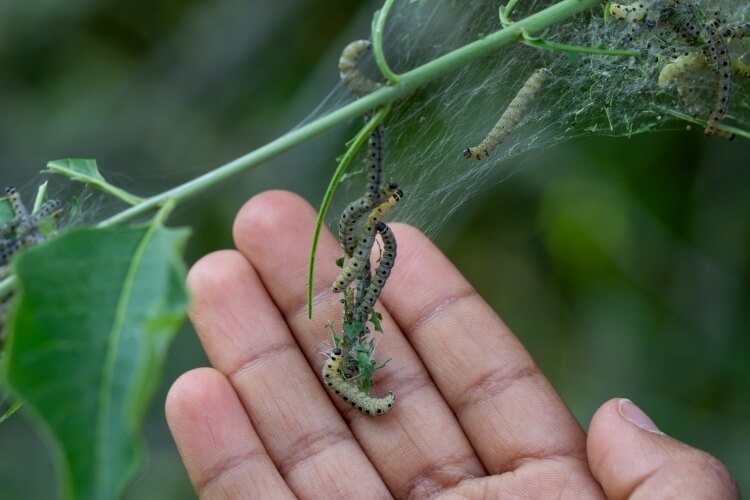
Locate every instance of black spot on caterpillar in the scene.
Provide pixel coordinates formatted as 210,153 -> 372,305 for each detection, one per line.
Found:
339,40 -> 382,97
463,68 -> 550,160
322,347 -> 395,416
357,221 -> 397,319
337,122 -> 385,256
702,18 -> 732,137
723,21 -> 750,39
332,186 -> 402,293
0,187 -> 61,265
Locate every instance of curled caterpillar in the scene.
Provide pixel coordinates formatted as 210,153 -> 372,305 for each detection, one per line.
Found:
338,122 -> 385,256
322,348 -> 395,416
339,40 -> 381,97
331,186 -> 402,293
463,68 -> 550,161
357,221 -> 397,319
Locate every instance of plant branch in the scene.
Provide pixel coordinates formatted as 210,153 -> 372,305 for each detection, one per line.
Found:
1,0 -> 599,298
97,0 -> 597,229
372,0 -> 400,84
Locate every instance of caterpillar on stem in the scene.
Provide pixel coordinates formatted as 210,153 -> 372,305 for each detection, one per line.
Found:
322,347 -> 395,416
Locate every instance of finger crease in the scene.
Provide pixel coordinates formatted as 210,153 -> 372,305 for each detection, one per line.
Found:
455,363 -> 543,418
499,445 -> 586,475
406,287 -> 478,333
276,427 -> 353,478
399,454 -> 481,500
228,341 -> 298,381
196,448 -> 270,496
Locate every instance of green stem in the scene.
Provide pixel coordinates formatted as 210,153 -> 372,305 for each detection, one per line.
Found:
655,106 -> 750,141
520,28 -> 639,56
500,0 -> 521,27
307,106 -> 391,319
99,0 -> 597,228
1,0 -> 600,298
373,0 -> 400,83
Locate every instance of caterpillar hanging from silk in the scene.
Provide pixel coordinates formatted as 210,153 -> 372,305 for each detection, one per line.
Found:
463,68 -> 550,161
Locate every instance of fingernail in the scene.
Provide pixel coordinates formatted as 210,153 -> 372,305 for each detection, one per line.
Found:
618,398 -> 665,435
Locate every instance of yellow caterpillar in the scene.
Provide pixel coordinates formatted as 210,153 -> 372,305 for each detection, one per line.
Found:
322,348 -> 395,416
463,68 -> 550,160
331,187 -> 403,293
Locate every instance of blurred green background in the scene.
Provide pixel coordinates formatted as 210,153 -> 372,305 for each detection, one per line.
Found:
0,1 -> 747,498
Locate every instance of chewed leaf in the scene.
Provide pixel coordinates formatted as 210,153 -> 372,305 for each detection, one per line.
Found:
4,221 -> 190,500
45,159 -> 144,206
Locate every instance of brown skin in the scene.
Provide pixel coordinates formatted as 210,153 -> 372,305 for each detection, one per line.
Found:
166,190 -> 739,500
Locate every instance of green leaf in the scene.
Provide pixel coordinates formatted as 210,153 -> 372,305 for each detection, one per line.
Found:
45,159 -> 144,206
4,220 -> 190,500
0,195 -> 12,226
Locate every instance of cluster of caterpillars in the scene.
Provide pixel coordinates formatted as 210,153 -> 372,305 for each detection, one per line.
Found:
0,186 -> 61,347
611,0 -> 750,139
321,40 -> 399,416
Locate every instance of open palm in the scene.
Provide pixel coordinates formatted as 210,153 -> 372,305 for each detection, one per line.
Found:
167,191 -> 737,499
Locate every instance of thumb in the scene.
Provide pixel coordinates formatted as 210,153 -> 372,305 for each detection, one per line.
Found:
586,398 -> 739,499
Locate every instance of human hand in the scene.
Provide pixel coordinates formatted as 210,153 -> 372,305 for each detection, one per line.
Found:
167,191 -> 739,499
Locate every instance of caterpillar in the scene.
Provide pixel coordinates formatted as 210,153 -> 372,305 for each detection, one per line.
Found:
339,40 -> 381,97
723,21 -> 750,39
322,347 -> 395,416
0,187 -> 61,265
331,186 -> 402,293
702,19 -> 732,136
463,68 -> 550,161
337,123 -> 385,256
357,221 -> 397,319
609,2 -> 649,23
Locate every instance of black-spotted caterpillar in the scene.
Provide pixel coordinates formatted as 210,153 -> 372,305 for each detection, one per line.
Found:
322,348 -> 395,416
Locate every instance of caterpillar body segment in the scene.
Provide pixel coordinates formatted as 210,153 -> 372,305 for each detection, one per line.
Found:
5,187 -> 29,230
609,2 -> 649,23
463,68 -> 550,161
733,58 -> 750,79
322,348 -> 395,416
0,187 -> 61,265
337,122 -> 385,256
723,21 -> 750,39
357,221 -> 397,319
331,187 -> 403,293
339,40 -> 382,97
702,20 -> 732,136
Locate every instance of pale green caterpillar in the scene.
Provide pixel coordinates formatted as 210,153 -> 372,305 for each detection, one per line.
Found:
322,347 -> 395,416
463,68 -> 550,160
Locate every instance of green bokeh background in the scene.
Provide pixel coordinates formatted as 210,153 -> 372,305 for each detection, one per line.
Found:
0,1 -> 747,498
